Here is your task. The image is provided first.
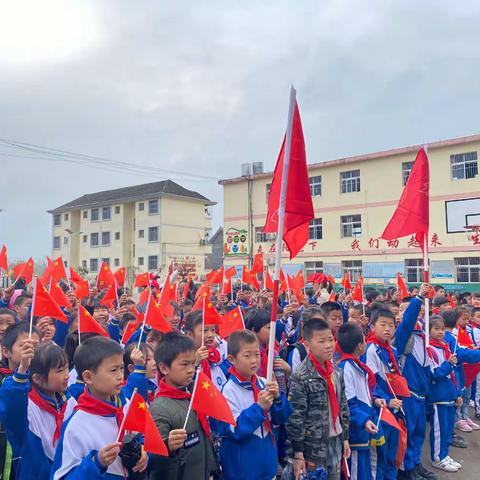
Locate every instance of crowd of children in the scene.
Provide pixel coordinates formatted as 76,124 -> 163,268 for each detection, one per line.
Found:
0,267 -> 479,480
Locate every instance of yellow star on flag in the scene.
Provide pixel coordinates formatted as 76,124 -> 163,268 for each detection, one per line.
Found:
201,380 -> 211,390
137,401 -> 146,410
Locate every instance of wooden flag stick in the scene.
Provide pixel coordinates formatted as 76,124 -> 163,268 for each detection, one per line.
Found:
28,277 -> 37,338
182,367 -> 201,430
267,85 -> 296,382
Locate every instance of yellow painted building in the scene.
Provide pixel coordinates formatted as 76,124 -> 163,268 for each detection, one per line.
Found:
220,134 -> 480,288
48,180 -> 214,283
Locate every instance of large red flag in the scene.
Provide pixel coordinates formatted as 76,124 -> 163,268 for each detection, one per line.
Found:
0,245 -> 8,272
145,299 -> 172,333
78,305 -> 108,336
381,148 -> 430,251
263,101 -> 314,259
192,371 -> 236,425
219,306 -> 245,339
33,279 -> 68,322
121,391 -> 168,455
397,273 -> 409,299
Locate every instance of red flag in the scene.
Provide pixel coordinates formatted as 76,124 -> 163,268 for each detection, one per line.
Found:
379,406 -> 401,430
252,253 -> 264,274
13,258 -> 34,285
182,276 -> 192,300
32,279 -> 68,322
203,298 -> 223,326
195,282 -> 211,300
219,306 -> 245,339
264,269 -> 274,291
0,245 -> 8,272
122,391 -> 168,456
221,278 -> 232,296
263,99 -> 314,259
69,267 -> 84,285
328,291 -> 336,302
74,279 -> 90,300
464,363 -> 480,388
224,266 -> 237,280
292,270 -> 305,291
51,257 -> 67,282
457,327 -> 474,348
135,272 -> 150,288
39,257 -> 54,285
78,305 -> 108,336
192,371 -> 236,425
206,267 -> 224,285
341,272 -> 352,290
327,274 -> 336,285
96,261 -> 114,289
159,274 -> 174,319
447,292 -> 456,309
139,287 -> 150,305
49,282 -> 72,309
101,282 -> 118,307
145,299 -> 172,333
114,267 -> 126,287
247,269 -> 260,291
351,277 -> 364,303
385,373 -> 411,397
381,148 -> 430,251
397,273 -> 409,299
121,317 -> 143,345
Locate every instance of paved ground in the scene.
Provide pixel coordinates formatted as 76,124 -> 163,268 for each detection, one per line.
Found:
421,418 -> 480,479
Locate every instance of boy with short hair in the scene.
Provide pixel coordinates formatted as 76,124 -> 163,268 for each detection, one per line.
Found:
287,317 -> 350,479
150,331 -> 217,480
0,309 -> 16,346
338,323 -> 382,480
320,302 -> 344,338
12,295 -> 32,322
51,336 -> 148,479
348,304 -> 371,335
217,330 -> 291,479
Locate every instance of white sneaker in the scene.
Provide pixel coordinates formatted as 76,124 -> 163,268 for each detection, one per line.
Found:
432,458 -> 458,472
446,456 -> 462,469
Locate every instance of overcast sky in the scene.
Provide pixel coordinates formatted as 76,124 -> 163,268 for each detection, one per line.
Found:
1,1 -> 480,261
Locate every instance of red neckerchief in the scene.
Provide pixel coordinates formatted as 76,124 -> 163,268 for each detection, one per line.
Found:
258,342 -> 279,378
228,366 -> 272,434
339,353 -> 377,392
29,387 -> 68,447
155,379 -> 211,438
0,367 -> 13,376
335,340 -> 343,355
428,339 -> 458,387
75,388 -> 124,428
366,333 -> 400,374
307,353 -> 340,433
201,347 -> 221,380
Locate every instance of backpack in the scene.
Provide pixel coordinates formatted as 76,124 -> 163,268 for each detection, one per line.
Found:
279,342 -> 307,365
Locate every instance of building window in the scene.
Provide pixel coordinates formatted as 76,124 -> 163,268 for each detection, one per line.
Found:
148,255 -> 158,270
405,259 -> 423,283
342,260 -> 363,282
138,202 -> 144,211
82,235 -> 87,243
82,260 -> 87,270
305,261 -> 323,279
149,199 -> 159,215
102,231 -> 111,246
91,208 -> 99,222
63,236 -> 68,245
265,183 -> 271,203
451,152 -> 478,180
102,207 -> 111,221
340,169 -> 361,193
309,218 -> 323,240
90,232 -> 99,247
53,214 -> 61,226
455,257 -> 480,283
114,258 -> 120,267
309,176 -> 322,197
115,232 -> 120,241
138,229 -> 144,239
101,257 -> 110,265
341,214 -> 362,238
64,213 -> 69,221
402,161 -> 414,186
255,226 -> 275,243
53,236 -> 60,249
114,206 -> 120,214
90,258 -> 99,273
83,210 -> 88,219
148,226 -> 159,242
138,257 -> 144,266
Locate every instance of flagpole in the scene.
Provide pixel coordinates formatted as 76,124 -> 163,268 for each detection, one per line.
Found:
423,233 -> 430,347
115,388 -> 136,442
201,296 -> 205,347
29,277 -> 37,338
267,85 -> 296,382
182,366 -> 201,430
137,290 -> 151,349
77,304 -> 82,346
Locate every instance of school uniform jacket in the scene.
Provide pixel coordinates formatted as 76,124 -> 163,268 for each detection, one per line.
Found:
216,374 -> 291,480
427,345 -> 459,405
0,370 -> 76,480
338,359 -> 375,450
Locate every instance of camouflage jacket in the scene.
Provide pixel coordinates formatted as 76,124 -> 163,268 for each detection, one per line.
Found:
286,356 -> 350,465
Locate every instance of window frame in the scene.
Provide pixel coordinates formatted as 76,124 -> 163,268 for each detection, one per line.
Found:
309,175 -> 322,197
148,255 -> 158,270
101,231 -> 111,246
90,258 -> 99,273
304,261 -> 324,279
138,257 -> 144,266
309,218 -> 323,240
115,232 -> 120,241
138,229 -> 145,239
340,214 -> 362,238
114,206 -> 121,214
451,152 -> 478,180
404,258 -> 423,283
53,214 -> 61,226
53,236 -> 61,249
102,206 -> 111,221
402,161 -> 414,186
138,202 -> 145,211
90,232 -> 99,247
455,257 -> 480,283
342,260 -> 363,282
91,208 -> 99,222
148,226 -> 159,243
340,169 -> 361,193
149,199 -> 159,215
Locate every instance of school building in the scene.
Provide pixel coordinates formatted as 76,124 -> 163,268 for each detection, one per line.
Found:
48,180 -> 215,283
219,134 -> 480,290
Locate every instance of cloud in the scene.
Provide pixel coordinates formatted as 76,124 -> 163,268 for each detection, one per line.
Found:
0,0 -> 479,260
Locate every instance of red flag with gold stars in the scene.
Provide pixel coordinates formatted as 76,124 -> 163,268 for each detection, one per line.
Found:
32,278 -> 68,322
192,371 -> 236,425
219,306 -> 245,339
13,257 -> 34,285
96,261 -> 114,289
145,298 -> 173,333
